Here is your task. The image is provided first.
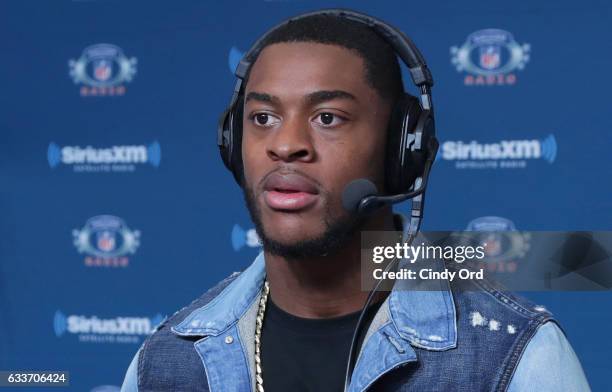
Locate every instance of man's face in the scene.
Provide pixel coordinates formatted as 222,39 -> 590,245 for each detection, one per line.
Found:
241,42 -> 391,257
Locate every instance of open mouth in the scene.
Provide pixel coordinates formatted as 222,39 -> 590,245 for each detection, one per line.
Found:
262,172 -> 320,211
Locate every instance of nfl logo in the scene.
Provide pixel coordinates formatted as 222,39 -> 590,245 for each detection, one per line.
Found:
93,60 -> 112,81
483,234 -> 502,257
479,45 -> 501,70
97,231 -> 116,252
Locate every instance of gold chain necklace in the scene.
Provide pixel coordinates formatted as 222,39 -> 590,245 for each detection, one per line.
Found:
255,280 -> 270,392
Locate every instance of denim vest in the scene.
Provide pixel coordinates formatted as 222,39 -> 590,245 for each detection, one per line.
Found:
132,249 -> 555,392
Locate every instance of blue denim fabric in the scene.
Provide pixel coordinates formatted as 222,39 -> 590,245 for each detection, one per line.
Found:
121,216 -> 590,391
507,321 -> 590,392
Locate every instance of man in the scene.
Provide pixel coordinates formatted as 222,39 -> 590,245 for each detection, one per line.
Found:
121,10 -> 590,392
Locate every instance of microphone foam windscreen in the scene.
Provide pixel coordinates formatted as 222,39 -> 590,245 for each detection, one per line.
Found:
342,179 -> 378,213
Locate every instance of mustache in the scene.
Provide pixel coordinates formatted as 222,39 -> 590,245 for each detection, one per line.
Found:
256,166 -> 324,194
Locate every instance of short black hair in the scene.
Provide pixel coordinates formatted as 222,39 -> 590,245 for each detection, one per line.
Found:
245,14 -> 405,103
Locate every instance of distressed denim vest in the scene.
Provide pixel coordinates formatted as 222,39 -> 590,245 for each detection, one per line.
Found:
134,250 -> 554,392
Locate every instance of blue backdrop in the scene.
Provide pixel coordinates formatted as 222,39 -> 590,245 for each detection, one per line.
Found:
1,1 -> 610,390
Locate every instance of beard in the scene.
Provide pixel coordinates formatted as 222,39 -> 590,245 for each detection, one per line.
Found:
242,181 -> 364,261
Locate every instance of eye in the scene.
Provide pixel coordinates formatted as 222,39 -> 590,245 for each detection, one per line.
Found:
251,112 -> 280,127
313,112 -> 345,127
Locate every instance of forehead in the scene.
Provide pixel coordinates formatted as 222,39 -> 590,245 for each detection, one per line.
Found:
245,42 -> 376,101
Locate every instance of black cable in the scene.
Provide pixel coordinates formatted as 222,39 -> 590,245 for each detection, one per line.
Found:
343,233 -> 416,391
343,139 -> 436,390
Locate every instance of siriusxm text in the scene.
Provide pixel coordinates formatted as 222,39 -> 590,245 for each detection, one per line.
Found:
442,140 -> 541,160
66,315 -> 154,335
60,145 -> 148,164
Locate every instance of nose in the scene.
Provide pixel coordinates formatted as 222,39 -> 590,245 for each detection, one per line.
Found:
266,116 -> 315,163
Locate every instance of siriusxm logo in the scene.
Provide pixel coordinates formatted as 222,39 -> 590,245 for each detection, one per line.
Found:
231,224 -> 261,251
48,141 -> 161,172
440,135 -> 556,169
54,310 -> 165,343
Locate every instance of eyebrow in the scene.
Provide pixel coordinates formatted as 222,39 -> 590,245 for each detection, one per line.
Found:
305,90 -> 357,105
245,90 -> 357,106
245,92 -> 279,105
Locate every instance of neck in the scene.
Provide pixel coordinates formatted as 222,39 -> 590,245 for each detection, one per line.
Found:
264,208 -> 396,319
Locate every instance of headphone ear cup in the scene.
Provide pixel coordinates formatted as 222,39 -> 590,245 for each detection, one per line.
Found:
217,95 -> 245,185
229,95 -> 245,185
385,94 -> 423,194
218,112 -> 232,171
401,111 -> 434,189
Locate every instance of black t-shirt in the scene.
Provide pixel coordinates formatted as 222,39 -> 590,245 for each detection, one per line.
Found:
260,297 -> 381,392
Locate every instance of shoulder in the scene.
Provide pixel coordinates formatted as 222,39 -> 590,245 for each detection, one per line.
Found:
158,270 -> 243,330
448,277 -> 560,389
143,269 -> 243,347
508,321 -> 591,391
120,270 -> 243,392
451,275 -> 555,328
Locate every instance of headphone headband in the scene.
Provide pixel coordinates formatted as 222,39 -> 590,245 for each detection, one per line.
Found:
235,8 -> 434,88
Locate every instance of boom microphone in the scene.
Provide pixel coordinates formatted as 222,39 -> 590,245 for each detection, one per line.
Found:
342,137 -> 437,216
341,176 -> 429,216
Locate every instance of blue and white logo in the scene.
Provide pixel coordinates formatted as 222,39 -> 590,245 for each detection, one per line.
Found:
231,224 -> 261,251
48,141 -> 161,172
73,215 -> 140,258
464,216 -> 530,267
54,310 -> 164,344
69,43 -> 137,96
451,29 -> 530,86
73,215 -> 140,267
440,134 -> 557,169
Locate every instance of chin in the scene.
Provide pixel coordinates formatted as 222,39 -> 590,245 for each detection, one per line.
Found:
262,215 -> 325,244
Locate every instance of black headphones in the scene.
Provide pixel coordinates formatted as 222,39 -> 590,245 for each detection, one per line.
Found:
217,8 -> 438,196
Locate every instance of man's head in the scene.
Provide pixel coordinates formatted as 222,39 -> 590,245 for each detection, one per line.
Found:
240,14 -> 405,259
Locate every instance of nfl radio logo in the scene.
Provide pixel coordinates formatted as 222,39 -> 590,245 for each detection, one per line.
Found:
73,215 -> 140,267
464,216 -> 530,273
451,29 -> 530,86
69,43 -> 137,97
